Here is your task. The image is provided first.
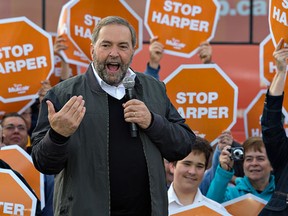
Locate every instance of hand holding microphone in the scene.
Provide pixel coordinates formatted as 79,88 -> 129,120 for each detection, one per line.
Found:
123,77 -> 138,137
122,77 -> 152,137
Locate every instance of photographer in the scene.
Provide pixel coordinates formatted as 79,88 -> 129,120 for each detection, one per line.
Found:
206,136 -> 275,203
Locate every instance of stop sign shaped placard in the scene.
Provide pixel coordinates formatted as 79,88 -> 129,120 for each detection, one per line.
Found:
58,0 -> 143,67
0,99 -> 35,121
164,64 -> 238,145
0,17 -> 54,103
259,34 -> 288,116
243,90 -> 266,138
0,169 -> 37,216
0,145 -> 44,208
269,0 -> 288,47
145,0 -> 220,58
259,35 -> 277,85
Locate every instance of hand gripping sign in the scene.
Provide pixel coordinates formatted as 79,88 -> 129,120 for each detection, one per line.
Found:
49,33 -> 82,86
0,145 -> 45,209
164,64 -> 238,145
0,169 -> 37,216
57,0 -> 143,67
145,0 -> 220,58
269,0 -> 288,47
0,17 -> 54,103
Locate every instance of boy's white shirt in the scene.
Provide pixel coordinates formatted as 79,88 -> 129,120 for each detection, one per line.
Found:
168,182 -> 230,215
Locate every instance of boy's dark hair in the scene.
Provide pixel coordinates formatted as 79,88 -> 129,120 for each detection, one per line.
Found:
173,136 -> 213,169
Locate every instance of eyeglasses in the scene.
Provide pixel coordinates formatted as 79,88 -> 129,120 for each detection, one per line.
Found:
3,124 -> 27,132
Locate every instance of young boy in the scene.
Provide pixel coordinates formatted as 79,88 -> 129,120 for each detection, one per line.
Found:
168,136 -> 228,215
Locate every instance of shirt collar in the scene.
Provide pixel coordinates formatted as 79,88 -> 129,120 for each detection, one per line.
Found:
91,63 -> 136,100
168,182 -> 204,206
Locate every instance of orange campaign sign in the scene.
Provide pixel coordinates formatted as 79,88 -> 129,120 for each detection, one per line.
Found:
259,34 -> 277,85
145,0 -> 220,58
0,17 -> 54,103
243,90 -> 266,138
269,0 -> 288,47
0,99 -> 35,121
170,202 -> 231,216
259,34 -> 288,116
0,169 -> 37,216
222,193 -> 267,216
244,89 -> 288,138
0,145 -> 45,209
164,64 -> 238,145
49,33 -> 83,86
57,0 -> 143,67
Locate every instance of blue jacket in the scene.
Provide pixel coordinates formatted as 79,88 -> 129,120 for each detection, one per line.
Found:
144,63 -> 160,80
206,164 -> 275,203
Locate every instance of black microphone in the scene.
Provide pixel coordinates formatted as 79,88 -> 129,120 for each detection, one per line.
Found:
123,77 -> 138,138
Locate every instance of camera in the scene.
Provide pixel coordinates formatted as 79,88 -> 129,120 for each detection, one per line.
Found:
228,147 -> 244,161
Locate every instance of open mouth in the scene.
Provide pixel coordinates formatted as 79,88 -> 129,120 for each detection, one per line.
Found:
106,62 -> 120,72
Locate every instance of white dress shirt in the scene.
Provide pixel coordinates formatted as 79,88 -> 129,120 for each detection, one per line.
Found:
168,182 -> 229,215
91,63 -> 136,100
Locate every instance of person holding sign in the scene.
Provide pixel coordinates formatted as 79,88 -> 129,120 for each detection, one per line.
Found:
168,136 -> 229,215
31,16 -> 195,216
206,136 -> 275,203
1,112 -> 54,216
260,38 -> 288,216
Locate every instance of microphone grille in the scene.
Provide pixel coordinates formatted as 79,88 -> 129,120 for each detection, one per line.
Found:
123,77 -> 135,89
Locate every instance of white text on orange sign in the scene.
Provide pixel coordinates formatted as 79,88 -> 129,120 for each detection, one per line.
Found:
0,44 -> 47,73
0,202 -> 25,216
272,1 -> 288,26
152,1 -> 209,32
176,92 -> 229,119
74,14 -> 101,39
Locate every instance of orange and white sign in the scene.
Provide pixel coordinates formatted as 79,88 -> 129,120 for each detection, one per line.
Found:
49,33 -> 82,86
244,89 -> 288,138
259,34 -> 277,85
164,64 -> 238,145
0,169 -> 37,216
259,34 -> 288,116
269,0 -> 288,47
222,193 -> 267,216
0,99 -> 35,121
145,0 -> 220,58
170,202 -> 231,216
0,145 -> 45,209
57,0 -> 143,67
243,90 -> 266,138
0,17 -> 54,103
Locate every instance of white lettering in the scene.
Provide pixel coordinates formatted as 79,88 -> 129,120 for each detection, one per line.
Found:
177,106 -> 229,119
0,44 -> 33,59
0,56 -> 47,73
163,1 -> 201,16
176,92 -> 218,104
0,202 -> 24,216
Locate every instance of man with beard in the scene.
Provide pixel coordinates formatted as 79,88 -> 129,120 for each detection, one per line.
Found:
31,16 -> 195,216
